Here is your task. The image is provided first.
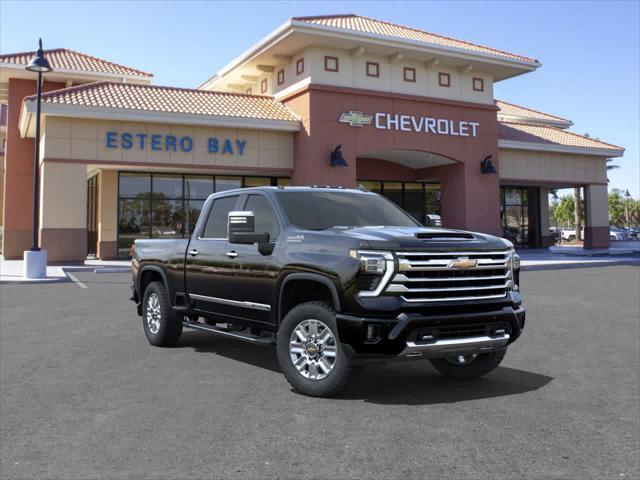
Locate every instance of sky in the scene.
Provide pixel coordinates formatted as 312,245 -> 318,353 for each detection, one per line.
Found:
1,0 -> 638,197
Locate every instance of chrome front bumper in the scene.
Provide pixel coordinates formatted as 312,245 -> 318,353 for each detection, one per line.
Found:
400,333 -> 510,358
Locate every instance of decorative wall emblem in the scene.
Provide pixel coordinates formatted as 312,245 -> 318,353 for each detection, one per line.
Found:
338,111 -> 374,127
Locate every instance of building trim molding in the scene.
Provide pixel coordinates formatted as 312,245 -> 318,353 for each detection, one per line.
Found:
498,140 -> 623,158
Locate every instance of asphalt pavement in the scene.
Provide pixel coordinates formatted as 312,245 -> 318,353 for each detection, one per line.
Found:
1,266 -> 638,479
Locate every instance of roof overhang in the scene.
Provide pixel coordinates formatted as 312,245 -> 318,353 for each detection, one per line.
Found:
19,99 -> 301,138
0,62 -> 153,86
498,139 -> 624,158
497,114 -> 573,129
200,19 -> 540,89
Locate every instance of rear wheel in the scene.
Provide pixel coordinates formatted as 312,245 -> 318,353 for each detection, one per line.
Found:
142,281 -> 182,347
429,350 -> 506,380
277,302 -> 357,397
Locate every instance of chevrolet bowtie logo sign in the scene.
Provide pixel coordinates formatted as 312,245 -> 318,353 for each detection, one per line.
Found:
338,111 -> 373,127
448,257 -> 478,269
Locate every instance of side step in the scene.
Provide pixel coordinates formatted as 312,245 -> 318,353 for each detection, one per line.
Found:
182,321 -> 275,346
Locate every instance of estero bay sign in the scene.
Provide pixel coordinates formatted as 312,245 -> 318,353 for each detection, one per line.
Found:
339,111 -> 480,137
105,131 -> 248,155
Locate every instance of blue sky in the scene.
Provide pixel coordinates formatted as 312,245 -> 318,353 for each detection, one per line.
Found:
1,0 -> 638,197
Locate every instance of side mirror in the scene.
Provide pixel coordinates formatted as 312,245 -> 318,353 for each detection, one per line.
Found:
228,211 -> 270,244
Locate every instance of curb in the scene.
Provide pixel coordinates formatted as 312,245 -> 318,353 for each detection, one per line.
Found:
521,259 -> 640,272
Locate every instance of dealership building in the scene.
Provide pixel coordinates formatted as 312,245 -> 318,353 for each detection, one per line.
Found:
0,14 -> 624,261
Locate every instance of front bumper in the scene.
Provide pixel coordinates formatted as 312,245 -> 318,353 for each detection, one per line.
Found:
336,305 -> 525,358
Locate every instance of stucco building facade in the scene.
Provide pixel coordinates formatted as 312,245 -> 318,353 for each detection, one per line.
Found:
0,14 -> 624,261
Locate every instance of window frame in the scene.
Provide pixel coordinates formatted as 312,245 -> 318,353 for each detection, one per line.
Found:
438,72 -> 451,87
366,61 -> 380,78
245,87 -> 252,95
277,69 -> 284,85
472,77 -> 484,92
324,55 -> 339,73
403,67 -> 416,83
260,78 -> 268,94
296,58 -> 304,75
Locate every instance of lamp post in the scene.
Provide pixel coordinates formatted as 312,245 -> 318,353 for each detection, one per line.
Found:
624,189 -> 631,229
23,39 -> 52,279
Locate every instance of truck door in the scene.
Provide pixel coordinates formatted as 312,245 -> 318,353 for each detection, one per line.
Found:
222,193 -> 283,325
185,194 -> 242,320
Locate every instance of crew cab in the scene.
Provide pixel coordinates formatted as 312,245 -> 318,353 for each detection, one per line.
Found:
131,187 -> 525,397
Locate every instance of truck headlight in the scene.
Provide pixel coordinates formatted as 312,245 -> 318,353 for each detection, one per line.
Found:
349,250 -> 395,296
508,249 -> 521,291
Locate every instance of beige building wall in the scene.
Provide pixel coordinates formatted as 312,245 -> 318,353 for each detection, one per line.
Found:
98,169 -> 118,259
499,149 -> 607,184
39,161 -> 87,261
270,46 -> 494,104
42,117 -> 294,170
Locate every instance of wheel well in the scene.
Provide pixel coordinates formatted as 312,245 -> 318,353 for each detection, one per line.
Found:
279,279 -> 335,323
139,269 -> 164,299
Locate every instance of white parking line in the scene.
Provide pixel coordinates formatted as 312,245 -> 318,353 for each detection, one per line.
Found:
66,272 -> 88,289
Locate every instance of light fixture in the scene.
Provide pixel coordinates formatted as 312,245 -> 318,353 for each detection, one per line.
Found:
480,154 -> 497,174
26,39 -> 53,73
330,144 -> 348,167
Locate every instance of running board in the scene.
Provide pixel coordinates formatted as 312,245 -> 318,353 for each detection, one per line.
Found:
182,321 -> 275,346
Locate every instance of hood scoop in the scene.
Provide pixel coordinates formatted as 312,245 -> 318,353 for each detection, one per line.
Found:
415,232 -> 474,241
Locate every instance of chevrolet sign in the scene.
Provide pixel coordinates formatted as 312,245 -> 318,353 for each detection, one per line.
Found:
338,111 -> 373,127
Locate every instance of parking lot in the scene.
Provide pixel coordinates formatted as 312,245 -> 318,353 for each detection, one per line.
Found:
1,265 -> 638,479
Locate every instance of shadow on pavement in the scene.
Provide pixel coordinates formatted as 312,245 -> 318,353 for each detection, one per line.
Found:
179,331 -> 553,405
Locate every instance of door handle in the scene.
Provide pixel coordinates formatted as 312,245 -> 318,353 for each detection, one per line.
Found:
226,251 -> 238,258
188,249 -> 199,256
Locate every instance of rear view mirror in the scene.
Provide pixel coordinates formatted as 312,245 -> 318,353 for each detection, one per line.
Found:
228,211 -> 270,244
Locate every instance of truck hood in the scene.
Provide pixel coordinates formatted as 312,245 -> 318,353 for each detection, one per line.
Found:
326,226 -> 511,251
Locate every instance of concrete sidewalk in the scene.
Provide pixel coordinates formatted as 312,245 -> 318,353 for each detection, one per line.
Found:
0,258 -> 131,284
518,249 -> 639,271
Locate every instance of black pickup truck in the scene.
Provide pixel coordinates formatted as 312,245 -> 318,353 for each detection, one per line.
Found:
131,186 -> 525,397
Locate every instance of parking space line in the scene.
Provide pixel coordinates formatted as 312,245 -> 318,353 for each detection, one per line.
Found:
66,272 -> 88,289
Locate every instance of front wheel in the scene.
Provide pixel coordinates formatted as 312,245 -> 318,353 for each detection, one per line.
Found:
277,302 -> 357,397
429,350 -> 506,380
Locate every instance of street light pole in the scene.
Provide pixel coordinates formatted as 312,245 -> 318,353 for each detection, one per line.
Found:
23,39 -> 53,279
625,190 -> 631,229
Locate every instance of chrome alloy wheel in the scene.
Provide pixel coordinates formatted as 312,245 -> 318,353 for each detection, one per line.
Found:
289,319 -> 337,380
446,354 -> 479,366
146,293 -> 161,335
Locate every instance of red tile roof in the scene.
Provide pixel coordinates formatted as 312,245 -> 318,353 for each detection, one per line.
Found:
499,122 -> 624,154
26,81 -> 299,122
0,48 -> 152,78
293,14 -> 539,64
497,100 -> 572,127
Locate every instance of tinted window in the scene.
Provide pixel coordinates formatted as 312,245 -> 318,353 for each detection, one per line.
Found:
275,191 -> 419,230
245,195 -> 279,240
201,196 -> 239,238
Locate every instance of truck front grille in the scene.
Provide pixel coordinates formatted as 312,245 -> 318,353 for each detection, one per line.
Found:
386,251 -> 512,303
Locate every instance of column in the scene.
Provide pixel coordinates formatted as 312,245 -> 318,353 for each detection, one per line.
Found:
584,184 -> 610,249
539,187 -> 553,247
39,161 -> 88,262
98,170 -> 118,259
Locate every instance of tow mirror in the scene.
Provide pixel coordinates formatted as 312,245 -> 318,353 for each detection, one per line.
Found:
228,211 -> 270,244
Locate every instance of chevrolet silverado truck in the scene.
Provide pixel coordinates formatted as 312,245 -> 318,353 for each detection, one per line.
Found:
131,187 -> 525,397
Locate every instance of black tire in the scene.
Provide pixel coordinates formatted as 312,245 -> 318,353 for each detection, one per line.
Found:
277,301 -> 357,397
429,349 -> 506,381
141,281 -> 183,347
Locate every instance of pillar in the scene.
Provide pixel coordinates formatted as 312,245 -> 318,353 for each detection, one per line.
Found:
539,187 -> 553,247
39,161 -> 87,262
584,184 -> 610,249
98,170 -> 118,259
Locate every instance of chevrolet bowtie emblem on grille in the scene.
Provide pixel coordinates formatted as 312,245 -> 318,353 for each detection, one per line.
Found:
448,257 -> 478,269
338,111 -> 373,127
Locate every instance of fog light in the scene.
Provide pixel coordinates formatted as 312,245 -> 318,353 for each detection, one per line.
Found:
365,324 -> 381,343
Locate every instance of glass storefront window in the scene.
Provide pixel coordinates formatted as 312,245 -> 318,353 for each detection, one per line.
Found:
277,178 -> 292,187
152,174 -> 183,199
358,181 -> 382,193
216,176 -> 242,192
117,173 -> 290,258
404,183 -> 425,223
119,173 -> 151,197
243,176 -> 271,188
501,186 -> 535,247
185,176 -> 214,199
384,182 -> 403,208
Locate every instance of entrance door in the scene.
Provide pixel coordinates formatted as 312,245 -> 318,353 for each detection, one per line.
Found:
86,175 -> 99,257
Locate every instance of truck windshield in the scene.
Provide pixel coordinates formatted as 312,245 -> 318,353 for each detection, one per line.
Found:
275,191 -> 420,230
